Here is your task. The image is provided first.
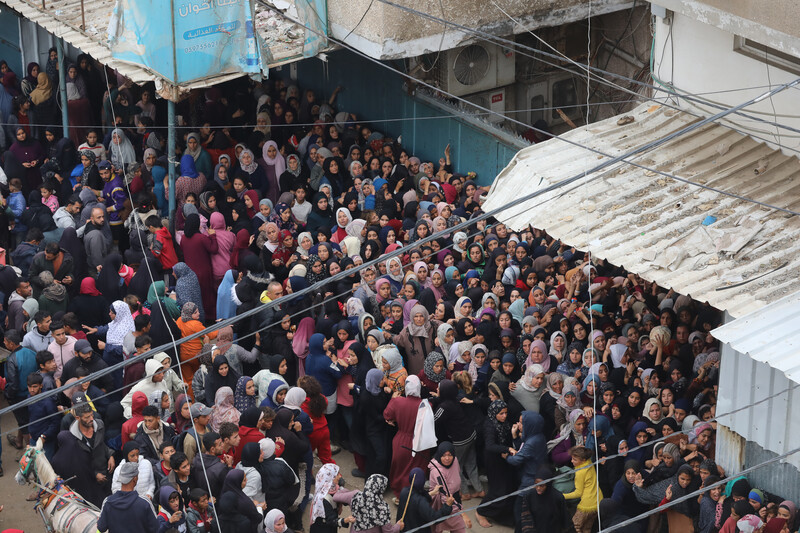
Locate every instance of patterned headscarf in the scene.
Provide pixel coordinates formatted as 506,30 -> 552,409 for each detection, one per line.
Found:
350,474 -> 392,531
311,463 -> 340,522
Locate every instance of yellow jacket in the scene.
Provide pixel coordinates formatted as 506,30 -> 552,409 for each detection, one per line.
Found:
563,459 -> 602,512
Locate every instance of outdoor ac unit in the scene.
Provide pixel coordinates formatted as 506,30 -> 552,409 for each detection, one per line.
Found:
464,88 -> 506,124
436,42 -> 515,97
526,71 -> 584,127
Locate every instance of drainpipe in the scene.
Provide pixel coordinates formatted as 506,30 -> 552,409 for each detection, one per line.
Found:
56,38 -> 68,138
168,99 -> 177,229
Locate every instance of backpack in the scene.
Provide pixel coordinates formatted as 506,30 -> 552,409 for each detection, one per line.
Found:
172,426 -> 198,452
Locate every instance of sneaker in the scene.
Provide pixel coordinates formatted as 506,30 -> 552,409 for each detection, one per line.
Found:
0,465 -> 4,477
330,444 -> 341,455
351,468 -> 366,478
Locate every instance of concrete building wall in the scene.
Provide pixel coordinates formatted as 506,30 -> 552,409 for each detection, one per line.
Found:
329,0 -> 634,59
652,10 -> 800,153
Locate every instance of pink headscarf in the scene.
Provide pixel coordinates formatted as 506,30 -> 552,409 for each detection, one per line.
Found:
526,339 -> 550,372
261,140 -> 286,176
292,317 -> 317,377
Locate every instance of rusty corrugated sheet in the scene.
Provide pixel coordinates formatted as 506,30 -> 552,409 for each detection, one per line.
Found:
483,104 -> 800,319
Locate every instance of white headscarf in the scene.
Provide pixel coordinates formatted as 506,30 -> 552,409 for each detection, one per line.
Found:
107,300 -> 135,346
405,375 -> 421,398
311,463 -> 340,522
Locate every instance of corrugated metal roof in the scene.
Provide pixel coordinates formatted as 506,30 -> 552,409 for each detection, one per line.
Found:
712,290 -> 800,383
483,104 -> 800,319
1,0 -> 308,88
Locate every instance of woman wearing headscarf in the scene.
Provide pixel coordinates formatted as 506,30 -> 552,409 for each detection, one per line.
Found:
234,375 -> 257,413
384,375 -> 430,497
427,442 -> 470,533
235,148 -> 267,192
175,301 -> 219,392
280,153 -> 309,193
94,252 -> 125,302
64,64 -> 90,145
308,463 -> 357,533
538,372 -> 565,438
306,192 -> 335,236
208,386 -> 241,432
69,277 -> 110,327
349,474 -> 400,533
184,132 -> 213,178
418,352 -> 450,396
173,262 -> 205,322
259,140 -> 284,205
8,126 -> 44,191
475,399 -> 515,527
173,154 -> 207,213
350,367 -> 391,478
397,468 -> 454,533
388,304 -> 439,376
217,469 -> 264,533
108,128 -> 136,170
180,213 -> 218,321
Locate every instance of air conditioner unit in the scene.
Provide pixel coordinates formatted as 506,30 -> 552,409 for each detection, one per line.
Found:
464,88 -> 506,123
526,71 -> 584,127
436,42 -> 515,97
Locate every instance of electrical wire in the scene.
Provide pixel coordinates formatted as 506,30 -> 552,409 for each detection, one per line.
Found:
5,5 -> 797,421
0,219 -> 491,436
369,0 -> 800,141
255,0 -> 800,215
101,65 -> 225,527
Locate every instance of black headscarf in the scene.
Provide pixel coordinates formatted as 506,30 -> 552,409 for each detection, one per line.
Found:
96,253 -> 124,302
184,213 -> 201,239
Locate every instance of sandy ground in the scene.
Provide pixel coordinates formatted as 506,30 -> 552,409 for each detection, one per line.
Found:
0,404 -> 515,533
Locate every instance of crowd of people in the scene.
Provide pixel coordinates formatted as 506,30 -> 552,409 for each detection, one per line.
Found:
0,55 -> 796,533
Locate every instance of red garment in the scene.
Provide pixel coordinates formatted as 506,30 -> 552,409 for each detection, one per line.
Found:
309,426 -> 334,465
153,227 -> 179,270
180,232 -> 219,322
121,391 -> 148,446
233,425 -> 264,464
384,396 -> 431,496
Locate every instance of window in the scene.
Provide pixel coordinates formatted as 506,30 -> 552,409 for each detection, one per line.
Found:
734,36 -> 800,76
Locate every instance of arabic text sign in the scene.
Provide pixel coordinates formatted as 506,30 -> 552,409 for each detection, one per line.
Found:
110,0 -> 260,85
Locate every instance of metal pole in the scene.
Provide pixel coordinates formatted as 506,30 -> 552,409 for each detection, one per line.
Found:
55,38 -> 68,138
167,99 -> 177,228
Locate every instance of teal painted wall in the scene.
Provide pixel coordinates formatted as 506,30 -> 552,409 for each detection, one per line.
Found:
280,49 -> 520,186
0,8 -> 22,76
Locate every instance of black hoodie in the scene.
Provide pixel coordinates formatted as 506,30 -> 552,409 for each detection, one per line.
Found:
97,489 -> 159,532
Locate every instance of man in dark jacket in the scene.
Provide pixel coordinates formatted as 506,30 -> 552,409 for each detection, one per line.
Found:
9,228 -> 43,277
133,405 -> 177,462
60,339 -> 113,392
192,431 -> 232,501
97,461 -> 159,533
51,402 -> 115,507
28,241 -> 75,297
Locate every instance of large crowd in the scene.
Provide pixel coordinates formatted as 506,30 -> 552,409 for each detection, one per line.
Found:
0,55 -> 795,533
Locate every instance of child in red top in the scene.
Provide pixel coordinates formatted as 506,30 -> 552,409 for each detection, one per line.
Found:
298,375 -> 335,464
147,215 -> 178,270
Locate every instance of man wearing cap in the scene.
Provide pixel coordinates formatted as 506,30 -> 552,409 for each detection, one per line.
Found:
60,339 -> 113,392
97,461 -> 159,533
183,402 -> 212,462
99,160 -> 128,250
52,402 -> 115,507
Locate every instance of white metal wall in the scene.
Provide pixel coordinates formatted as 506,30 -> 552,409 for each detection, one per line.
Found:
716,312 -> 800,473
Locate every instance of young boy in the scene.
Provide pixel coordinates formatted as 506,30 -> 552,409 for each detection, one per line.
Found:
169,452 -> 195,504
7,178 -> 27,246
26,373 -> 60,459
61,312 -> 88,341
35,350 -> 58,391
146,214 -> 178,270
152,441 -> 176,490
156,486 -> 187,531
185,488 -> 216,533
218,422 -> 241,461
